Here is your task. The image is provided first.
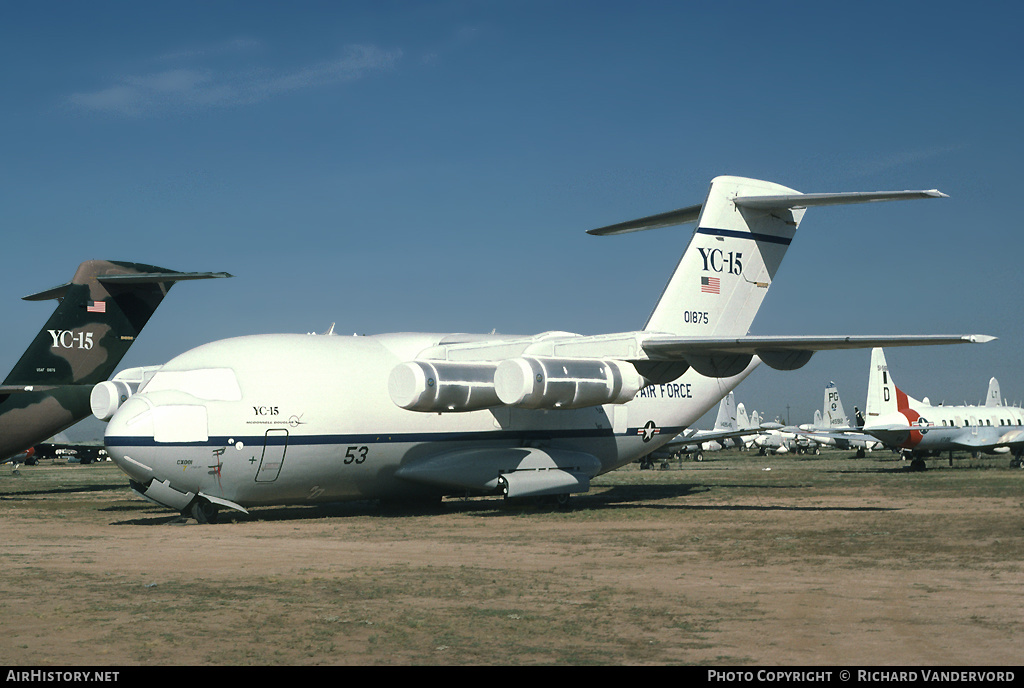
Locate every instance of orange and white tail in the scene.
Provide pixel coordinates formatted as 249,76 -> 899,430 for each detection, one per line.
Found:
865,348 -> 922,419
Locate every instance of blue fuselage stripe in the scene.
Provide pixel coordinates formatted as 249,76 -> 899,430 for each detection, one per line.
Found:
105,425 -> 689,448
697,226 -> 793,245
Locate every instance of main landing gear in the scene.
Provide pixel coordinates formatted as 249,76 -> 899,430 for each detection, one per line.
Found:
187,497 -> 219,524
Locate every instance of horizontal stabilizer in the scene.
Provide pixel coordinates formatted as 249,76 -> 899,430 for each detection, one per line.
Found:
97,271 -> 233,286
733,189 -> 947,210
587,203 -> 702,236
0,384 -> 60,394
24,270 -> 232,301
587,187 -> 946,235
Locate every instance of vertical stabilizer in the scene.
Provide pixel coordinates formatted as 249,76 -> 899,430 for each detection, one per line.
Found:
823,381 -> 850,428
644,176 -> 805,336
713,391 -> 738,431
0,260 -> 230,462
737,402 -> 750,429
6,260 -> 229,386
588,177 -> 946,338
865,348 -> 920,419
985,377 -> 1001,407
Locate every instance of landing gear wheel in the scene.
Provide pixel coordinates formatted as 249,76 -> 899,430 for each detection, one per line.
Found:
554,493 -> 572,509
190,498 -> 219,524
695,451 -> 704,462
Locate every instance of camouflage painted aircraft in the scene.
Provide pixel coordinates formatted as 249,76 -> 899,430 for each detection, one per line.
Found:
1,260 -> 230,463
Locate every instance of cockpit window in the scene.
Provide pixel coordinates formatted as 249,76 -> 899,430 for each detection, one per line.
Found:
141,368 -> 242,401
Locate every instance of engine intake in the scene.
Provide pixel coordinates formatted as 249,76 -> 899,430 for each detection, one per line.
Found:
389,361 -> 500,412
90,380 -> 134,421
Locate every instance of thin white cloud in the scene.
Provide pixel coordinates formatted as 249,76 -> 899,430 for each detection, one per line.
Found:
849,144 -> 965,179
156,38 -> 263,63
68,44 -> 401,117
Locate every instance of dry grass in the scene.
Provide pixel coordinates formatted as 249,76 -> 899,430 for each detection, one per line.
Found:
1,450 -> 1021,665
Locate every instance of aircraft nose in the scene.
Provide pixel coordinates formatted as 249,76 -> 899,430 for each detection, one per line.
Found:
104,395 -> 158,483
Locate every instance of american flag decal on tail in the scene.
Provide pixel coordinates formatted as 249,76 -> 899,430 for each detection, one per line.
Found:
87,301 -> 106,313
700,276 -> 720,294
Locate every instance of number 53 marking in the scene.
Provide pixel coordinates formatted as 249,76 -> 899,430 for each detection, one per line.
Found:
345,446 -> 368,464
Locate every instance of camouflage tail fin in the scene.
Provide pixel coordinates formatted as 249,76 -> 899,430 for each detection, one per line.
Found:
4,260 -> 231,387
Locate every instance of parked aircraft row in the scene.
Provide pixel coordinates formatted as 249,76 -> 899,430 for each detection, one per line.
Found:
653,379 -> 879,463
661,356 -> 1024,470
644,391 -> 763,464
1,176 -> 1002,523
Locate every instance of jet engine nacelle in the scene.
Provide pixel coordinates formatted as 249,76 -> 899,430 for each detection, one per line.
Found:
389,361 -> 501,412
90,380 -> 134,421
494,356 -> 645,409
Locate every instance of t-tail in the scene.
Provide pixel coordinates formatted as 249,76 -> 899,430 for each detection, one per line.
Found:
642,176 -> 805,337
4,260 -> 230,387
591,175 -> 947,340
0,260 -> 230,461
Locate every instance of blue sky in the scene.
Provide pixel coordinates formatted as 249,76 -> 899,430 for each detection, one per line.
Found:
3,0 -> 1022,436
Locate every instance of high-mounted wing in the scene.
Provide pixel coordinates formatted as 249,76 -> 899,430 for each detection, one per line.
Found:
638,334 -> 995,377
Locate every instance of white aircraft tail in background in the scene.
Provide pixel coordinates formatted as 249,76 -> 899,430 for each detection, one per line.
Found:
986,377 -> 1002,407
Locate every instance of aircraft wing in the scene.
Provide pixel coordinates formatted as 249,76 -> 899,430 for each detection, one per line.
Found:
637,334 -> 994,377
641,334 -> 994,360
947,427 -> 1024,450
791,428 -> 882,445
662,426 -> 760,449
389,331 -> 994,413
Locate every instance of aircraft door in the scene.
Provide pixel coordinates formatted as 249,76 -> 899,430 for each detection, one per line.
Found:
256,429 -> 289,482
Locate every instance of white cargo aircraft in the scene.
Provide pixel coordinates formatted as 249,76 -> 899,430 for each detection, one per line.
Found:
94,176 -> 992,521
861,349 -> 1023,469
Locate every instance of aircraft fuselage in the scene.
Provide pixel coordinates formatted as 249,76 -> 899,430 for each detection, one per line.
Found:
104,332 -> 757,510
868,404 -> 1024,455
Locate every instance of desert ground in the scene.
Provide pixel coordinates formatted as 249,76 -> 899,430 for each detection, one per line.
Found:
1,448 -> 1021,666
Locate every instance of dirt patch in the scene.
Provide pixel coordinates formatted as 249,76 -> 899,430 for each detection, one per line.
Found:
1,452 -> 1021,665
